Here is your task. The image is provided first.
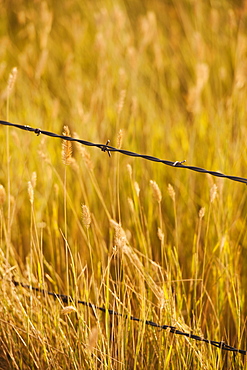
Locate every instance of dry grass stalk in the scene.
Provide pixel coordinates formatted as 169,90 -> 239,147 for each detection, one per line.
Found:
122,242 -> 166,305
110,219 -> 165,305
1,2 -> 246,367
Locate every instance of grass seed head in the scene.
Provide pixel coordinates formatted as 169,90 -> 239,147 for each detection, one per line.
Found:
117,129 -> 123,149
126,164 -> 132,179
62,126 -> 73,165
168,183 -> 175,202
31,172 -> 37,189
7,66 -> 18,94
134,181 -> 140,197
74,132 -> 93,170
80,147 -> 93,170
150,180 -> 162,203
87,326 -> 98,352
81,204 -> 91,229
61,306 -> 77,315
199,207 -> 205,219
110,219 -> 128,249
128,197 -> 134,213
0,185 -> 6,206
117,89 -> 126,115
157,227 -> 164,243
28,181 -> 34,204
210,184 -> 218,203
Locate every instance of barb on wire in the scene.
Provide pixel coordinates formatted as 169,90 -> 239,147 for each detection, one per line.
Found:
10,280 -> 246,355
0,119 -> 246,354
1,120 -> 247,184
101,139 -> 111,157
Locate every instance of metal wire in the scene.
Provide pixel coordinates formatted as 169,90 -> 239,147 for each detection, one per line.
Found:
11,280 -> 246,355
1,119 -> 247,184
1,119 -> 247,355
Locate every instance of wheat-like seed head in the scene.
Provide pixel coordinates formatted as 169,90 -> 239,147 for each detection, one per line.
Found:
74,132 -> 93,170
81,204 -> 91,229
187,62 -> 209,113
134,181 -> 140,197
70,157 -> 80,173
157,227 -> 164,243
167,183 -> 175,202
126,164 -> 132,179
117,89 -> 126,115
7,67 -> 18,93
0,185 -> 6,206
87,326 -> 98,352
31,172 -> 37,189
150,180 -> 162,203
210,184 -> 218,203
28,181 -> 34,204
199,207 -> 205,219
38,137 -> 51,163
61,306 -> 77,315
110,219 -> 128,249
118,67 -> 127,87
81,147 -> 93,170
62,126 -> 73,165
140,11 -> 157,46
117,129 -> 123,149
128,197 -> 134,213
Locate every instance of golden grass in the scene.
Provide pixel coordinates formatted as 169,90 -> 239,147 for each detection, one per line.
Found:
0,0 -> 247,368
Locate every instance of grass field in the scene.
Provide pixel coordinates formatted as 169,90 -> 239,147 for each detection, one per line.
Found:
0,0 -> 247,368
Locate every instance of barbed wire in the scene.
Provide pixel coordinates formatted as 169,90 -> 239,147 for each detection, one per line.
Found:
1,119 -> 247,184
10,280 -> 246,355
1,119 -> 247,356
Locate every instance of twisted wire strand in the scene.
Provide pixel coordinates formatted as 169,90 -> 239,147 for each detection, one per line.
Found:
1,119 -> 247,355
1,120 -> 247,184
11,280 -> 246,355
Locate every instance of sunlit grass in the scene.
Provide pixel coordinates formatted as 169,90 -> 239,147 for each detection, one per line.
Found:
0,0 -> 247,368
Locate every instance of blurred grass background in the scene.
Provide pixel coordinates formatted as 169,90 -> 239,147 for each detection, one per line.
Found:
0,0 -> 247,368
